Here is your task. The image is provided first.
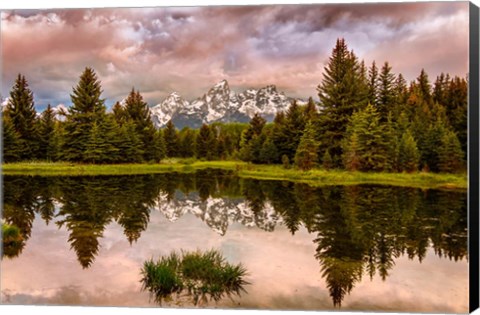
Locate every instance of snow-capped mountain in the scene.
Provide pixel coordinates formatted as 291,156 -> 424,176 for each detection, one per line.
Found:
2,99 -> 68,122
1,97 -> 9,111
51,104 -> 69,120
150,79 -> 298,128
154,193 -> 281,235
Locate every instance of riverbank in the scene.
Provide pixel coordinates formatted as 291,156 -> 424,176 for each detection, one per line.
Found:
2,160 -> 467,190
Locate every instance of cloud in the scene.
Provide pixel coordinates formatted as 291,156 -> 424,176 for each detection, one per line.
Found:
0,2 -> 469,108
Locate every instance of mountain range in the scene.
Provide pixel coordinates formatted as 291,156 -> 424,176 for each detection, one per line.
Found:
149,79 -> 302,129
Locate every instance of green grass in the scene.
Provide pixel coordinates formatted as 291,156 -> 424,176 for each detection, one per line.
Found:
2,160 -> 467,189
2,222 -> 24,259
140,249 -> 248,306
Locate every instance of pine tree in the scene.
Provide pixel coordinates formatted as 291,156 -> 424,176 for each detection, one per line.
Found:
317,38 -> 369,166
342,104 -> 389,172
63,67 -> 106,162
259,135 -> 279,164
84,121 -> 105,164
368,61 -> 379,106
163,120 -> 178,158
112,101 -> 127,125
52,122 -> 66,161
393,73 -> 408,119
342,131 -> 360,171
423,118 -> 446,172
416,69 -> 432,104
5,74 -> 39,159
99,114 -> 122,163
294,121 -> 318,171
2,115 -> 21,162
178,127 -> 196,158
438,130 -> 464,173
196,124 -> 216,160
303,97 -> 318,121
433,73 -> 449,106
38,104 -> 57,161
124,88 -> 158,161
398,130 -> 420,173
283,101 -> 306,160
384,112 -> 399,172
377,62 -> 395,122
117,121 -> 144,163
249,133 -> 266,163
271,111 -> 288,162
154,129 -> 167,162
445,76 -> 468,158
322,150 -> 334,170
240,113 -> 266,161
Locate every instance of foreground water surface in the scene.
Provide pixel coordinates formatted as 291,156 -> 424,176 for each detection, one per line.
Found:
1,170 -> 468,312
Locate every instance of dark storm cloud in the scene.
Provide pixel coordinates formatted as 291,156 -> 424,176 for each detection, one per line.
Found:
1,2 -> 469,108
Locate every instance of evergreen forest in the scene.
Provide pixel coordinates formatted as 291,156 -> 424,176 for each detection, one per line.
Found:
2,39 -> 467,174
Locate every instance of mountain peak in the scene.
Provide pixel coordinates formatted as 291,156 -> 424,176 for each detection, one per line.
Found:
213,79 -> 229,89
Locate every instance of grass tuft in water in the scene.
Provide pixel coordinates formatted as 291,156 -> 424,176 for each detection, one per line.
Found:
1,222 -> 25,258
140,249 -> 249,306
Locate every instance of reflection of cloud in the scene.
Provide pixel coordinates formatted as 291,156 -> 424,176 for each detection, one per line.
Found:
1,210 -> 468,312
1,2 -> 468,108
2,285 -> 150,307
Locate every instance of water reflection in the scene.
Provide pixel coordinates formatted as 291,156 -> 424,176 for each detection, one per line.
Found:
2,171 -> 467,306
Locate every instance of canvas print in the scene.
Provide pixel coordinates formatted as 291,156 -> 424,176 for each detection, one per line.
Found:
0,1 -> 476,313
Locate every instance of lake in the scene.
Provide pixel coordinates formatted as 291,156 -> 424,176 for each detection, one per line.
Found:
0,170 -> 468,312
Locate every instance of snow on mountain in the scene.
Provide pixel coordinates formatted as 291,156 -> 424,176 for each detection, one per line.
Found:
1,97 -> 9,111
51,104 -> 68,120
150,92 -> 189,127
153,193 -> 282,235
150,79 -> 300,128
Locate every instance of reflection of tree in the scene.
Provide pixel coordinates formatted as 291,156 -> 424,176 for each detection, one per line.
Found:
263,181 -> 301,234
263,183 -> 467,307
425,190 -> 468,261
242,179 -> 267,218
313,186 -> 365,307
55,175 -> 162,266
56,177 -> 115,268
2,176 -> 43,256
196,170 -> 218,201
36,177 -> 58,225
111,175 -> 160,244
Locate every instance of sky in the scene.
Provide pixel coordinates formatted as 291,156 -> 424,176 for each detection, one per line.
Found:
0,1 -> 470,111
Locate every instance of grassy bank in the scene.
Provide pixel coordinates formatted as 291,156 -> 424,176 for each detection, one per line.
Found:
2,160 -> 467,190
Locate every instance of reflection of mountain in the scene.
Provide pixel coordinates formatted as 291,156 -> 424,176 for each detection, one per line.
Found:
154,192 -> 280,235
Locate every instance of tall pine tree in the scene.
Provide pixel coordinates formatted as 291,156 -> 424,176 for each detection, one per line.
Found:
317,38 -> 368,167
377,62 -> 395,122
2,115 -> 22,162
63,67 -> 107,162
163,120 -> 179,158
38,104 -> 58,161
124,88 -> 159,162
5,74 -> 39,160
342,104 -> 389,172
398,130 -> 420,173
294,121 -> 319,171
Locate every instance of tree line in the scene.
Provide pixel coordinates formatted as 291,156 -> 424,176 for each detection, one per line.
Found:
2,38 -> 467,173
238,39 -> 467,173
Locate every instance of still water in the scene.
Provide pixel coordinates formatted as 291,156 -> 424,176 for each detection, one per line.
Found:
1,170 -> 468,312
